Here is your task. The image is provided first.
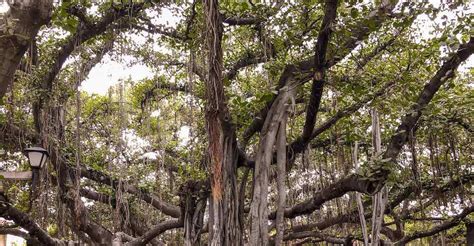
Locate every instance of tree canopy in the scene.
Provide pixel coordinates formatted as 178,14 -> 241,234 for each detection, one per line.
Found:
0,0 -> 473,245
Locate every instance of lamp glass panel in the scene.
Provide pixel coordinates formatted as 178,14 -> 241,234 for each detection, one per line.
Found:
28,151 -> 44,167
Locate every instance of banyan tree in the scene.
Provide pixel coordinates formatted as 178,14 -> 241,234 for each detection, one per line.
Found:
0,0 -> 473,245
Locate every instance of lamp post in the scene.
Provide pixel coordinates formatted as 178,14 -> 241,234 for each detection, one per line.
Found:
0,147 -> 48,193
24,147 -> 49,195
0,147 -> 48,245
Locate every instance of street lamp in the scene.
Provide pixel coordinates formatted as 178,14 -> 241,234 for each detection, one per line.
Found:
0,147 -> 48,194
24,147 -> 48,197
24,147 -> 49,169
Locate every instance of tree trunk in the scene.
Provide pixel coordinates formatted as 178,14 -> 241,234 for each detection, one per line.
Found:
203,0 -> 241,244
275,116 -> 288,246
353,142 -> 369,246
250,83 -> 296,245
180,180 -> 207,246
467,222 -> 474,246
0,0 -> 52,99
370,109 -> 387,246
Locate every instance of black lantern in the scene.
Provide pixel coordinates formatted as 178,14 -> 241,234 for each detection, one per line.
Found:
24,147 -> 49,169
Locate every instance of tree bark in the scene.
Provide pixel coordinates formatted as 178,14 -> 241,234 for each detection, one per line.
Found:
250,81 -> 296,245
126,219 -> 183,246
467,222 -> 474,246
353,142 -> 369,246
0,0 -> 53,100
370,109 -> 387,246
274,117 -> 287,246
301,0 -> 338,144
203,0 -> 241,244
0,194 -> 63,245
180,180 -> 207,246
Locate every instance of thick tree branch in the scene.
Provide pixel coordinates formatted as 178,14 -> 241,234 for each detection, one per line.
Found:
0,0 -> 53,100
224,50 -> 269,81
289,79 -> 395,161
284,170 -> 474,235
223,16 -> 263,26
283,230 -> 349,244
240,0 -> 399,147
125,219 -> 183,246
301,0 -> 339,144
394,205 -> 474,245
0,194 -> 63,245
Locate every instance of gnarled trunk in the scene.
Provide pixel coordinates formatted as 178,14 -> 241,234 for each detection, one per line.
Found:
250,82 -> 296,245
0,0 -> 52,99
274,116 -> 288,246
203,0 -> 241,244
180,180 -> 207,246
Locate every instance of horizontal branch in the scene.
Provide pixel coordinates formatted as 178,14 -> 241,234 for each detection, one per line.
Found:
285,172 -> 474,236
395,205 -> 474,245
79,166 -> 181,218
0,194 -> 63,245
223,15 -> 263,26
268,173 -> 373,219
125,219 -> 183,246
0,171 -> 32,181
283,230 -> 349,244
80,188 -> 113,205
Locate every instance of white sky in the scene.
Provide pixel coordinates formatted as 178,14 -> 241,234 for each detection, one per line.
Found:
80,56 -> 154,95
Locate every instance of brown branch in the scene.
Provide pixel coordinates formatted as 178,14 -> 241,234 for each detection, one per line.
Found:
223,16 -> 263,26
283,230 -> 349,244
0,194 -> 63,245
224,50 -> 269,81
395,205 -> 474,245
79,166 -> 181,218
284,171 -> 474,235
125,219 -> 183,246
268,173 -> 373,219
80,188 -> 113,205
382,37 -> 474,162
301,0 -> 339,144
289,79 -> 395,161
221,1 -> 283,26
